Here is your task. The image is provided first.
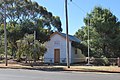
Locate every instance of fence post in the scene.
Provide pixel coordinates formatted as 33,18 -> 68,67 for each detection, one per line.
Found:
118,57 -> 120,67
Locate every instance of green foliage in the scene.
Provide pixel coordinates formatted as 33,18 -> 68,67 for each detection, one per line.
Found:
33,40 -> 47,60
75,6 -> 120,58
16,34 -> 47,62
72,42 -> 88,56
93,57 -> 109,66
0,0 -> 62,42
0,0 -> 62,60
0,45 -> 4,56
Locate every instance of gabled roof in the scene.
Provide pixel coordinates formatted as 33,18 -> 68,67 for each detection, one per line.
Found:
50,32 -> 81,43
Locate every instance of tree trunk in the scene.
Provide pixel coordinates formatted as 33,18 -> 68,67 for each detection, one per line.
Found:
25,55 -> 28,63
118,57 -> 120,67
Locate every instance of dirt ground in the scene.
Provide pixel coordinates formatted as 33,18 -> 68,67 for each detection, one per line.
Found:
0,63 -> 120,73
64,66 -> 120,73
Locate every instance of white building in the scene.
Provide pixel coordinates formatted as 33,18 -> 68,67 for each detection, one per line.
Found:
44,32 -> 85,64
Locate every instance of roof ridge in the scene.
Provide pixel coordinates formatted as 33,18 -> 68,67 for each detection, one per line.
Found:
57,32 -> 80,43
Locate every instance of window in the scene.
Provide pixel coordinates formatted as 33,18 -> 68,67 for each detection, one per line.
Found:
75,48 -> 77,54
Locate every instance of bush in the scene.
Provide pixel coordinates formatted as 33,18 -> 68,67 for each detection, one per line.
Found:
93,57 -> 109,66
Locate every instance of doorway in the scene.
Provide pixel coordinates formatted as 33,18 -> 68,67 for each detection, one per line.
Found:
54,49 -> 60,63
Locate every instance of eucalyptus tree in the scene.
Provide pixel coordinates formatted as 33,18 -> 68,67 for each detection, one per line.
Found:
0,0 -> 62,57
0,0 -> 62,38
0,0 -> 62,33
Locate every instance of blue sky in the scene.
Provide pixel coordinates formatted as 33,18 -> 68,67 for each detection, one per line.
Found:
34,0 -> 120,35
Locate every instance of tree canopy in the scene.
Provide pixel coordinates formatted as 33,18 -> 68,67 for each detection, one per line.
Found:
0,0 -> 62,61
0,0 -> 62,45
75,6 -> 120,58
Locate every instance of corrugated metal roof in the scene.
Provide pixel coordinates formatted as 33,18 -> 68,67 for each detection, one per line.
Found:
58,32 -> 81,43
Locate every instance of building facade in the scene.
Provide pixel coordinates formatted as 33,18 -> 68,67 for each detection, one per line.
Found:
44,32 -> 84,64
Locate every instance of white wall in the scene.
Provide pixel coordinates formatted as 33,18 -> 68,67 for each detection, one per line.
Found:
44,34 -> 71,63
71,46 -> 85,63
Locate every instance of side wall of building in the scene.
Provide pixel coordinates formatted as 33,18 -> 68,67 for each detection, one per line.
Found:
71,46 -> 85,63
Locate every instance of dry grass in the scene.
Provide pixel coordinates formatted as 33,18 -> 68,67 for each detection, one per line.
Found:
63,66 -> 120,72
0,63 -> 120,73
0,63 -> 31,69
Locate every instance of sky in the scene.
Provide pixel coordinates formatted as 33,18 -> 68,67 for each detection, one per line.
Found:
34,0 -> 120,35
